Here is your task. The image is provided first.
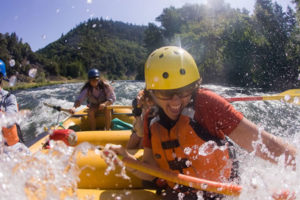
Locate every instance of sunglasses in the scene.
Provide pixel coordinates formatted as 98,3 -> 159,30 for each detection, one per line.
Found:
151,86 -> 195,100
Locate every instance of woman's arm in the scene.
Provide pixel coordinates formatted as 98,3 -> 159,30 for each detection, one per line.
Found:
69,89 -> 88,114
74,89 -> 88,108
126,130 -> 143,149
3,93 -> 18,113
229,117 -> 297,168
108,145 -> 157,181
127,147 -> 158,181
105,84 -> 116,104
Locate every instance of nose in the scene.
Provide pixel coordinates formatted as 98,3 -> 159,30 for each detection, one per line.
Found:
170,94 -> 181,102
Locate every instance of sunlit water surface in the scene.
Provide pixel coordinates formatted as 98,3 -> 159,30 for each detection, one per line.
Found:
1,81 -> 300,199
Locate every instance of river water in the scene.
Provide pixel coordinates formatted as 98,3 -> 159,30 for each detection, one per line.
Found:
2,81 -> 300,199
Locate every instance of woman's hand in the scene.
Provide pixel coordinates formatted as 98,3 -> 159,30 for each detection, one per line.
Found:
99,101 -> 112,110
99,103 -> 106,110
103,144 -> 129,158
69,107 -> 76,114
74,100 -> 80,108
136,90 -> 145,107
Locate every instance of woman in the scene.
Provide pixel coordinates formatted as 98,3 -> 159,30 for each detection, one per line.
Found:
127,89 -> 154,149
108,46 -> 296,199
0,59 -> 29,154
70,68 -> 116,130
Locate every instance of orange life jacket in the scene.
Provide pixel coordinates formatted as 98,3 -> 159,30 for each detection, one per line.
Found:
150,108 -> 238,188
1,92 -> 20,146
2,124 -> 19,146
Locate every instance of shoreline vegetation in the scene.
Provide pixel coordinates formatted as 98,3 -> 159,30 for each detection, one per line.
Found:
3,79 -> 85,91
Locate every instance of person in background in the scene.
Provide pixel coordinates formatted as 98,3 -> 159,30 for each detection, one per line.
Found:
107,46 -> 297,199
126,89 -> 154,149
69,68 -> 116,130
0,59 -> 28,153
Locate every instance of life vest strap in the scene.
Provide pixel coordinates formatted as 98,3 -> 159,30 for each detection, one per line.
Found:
161,139 -> 179,149
168,158 -> 189,171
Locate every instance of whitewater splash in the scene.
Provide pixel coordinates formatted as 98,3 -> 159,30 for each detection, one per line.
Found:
1,124 -> 300,199
3,81 -> 300,199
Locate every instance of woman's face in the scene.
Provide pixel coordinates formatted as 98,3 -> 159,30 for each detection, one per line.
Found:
89,78 -> 99,87
151,89 -> 193,120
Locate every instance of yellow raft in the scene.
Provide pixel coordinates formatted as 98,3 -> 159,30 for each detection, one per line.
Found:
28,105 -> 162,200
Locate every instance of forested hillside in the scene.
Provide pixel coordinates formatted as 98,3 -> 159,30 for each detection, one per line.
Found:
0,32 -> 55,83
38,18 -> 147,80
1,0 -> 300,91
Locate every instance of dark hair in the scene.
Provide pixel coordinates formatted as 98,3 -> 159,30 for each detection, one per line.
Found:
80,78 -> 110,93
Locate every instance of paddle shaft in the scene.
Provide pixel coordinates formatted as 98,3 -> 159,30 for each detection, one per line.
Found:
44,103 -> 132,112
71,113 -> 133,117
44,88 -> 300,113
226,89 -> 300,103
122,158 -> 295,199
225,96 -> 282,102
43,102 -> 71,113
122,157 -> 242,196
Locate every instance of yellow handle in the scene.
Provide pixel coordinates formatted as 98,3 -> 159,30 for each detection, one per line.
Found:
122,157 -> 242,196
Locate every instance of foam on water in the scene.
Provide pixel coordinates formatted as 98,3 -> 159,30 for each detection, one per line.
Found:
6,81 -> 300,199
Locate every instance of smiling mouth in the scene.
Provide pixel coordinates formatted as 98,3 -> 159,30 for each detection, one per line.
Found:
169,104 -> 181,113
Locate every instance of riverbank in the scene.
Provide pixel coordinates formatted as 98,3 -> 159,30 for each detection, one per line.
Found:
3,79 -> 84,91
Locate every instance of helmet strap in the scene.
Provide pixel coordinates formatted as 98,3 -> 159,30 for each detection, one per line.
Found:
0,73 -> 3,85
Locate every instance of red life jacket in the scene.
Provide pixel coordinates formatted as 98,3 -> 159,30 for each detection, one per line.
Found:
149,106 -> 238,188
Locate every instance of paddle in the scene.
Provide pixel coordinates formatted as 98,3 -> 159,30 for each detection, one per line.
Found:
43,102 -> 71,113
123,157 -> 295,199
87,150 -> 285,199
225,89 -> 300,104
122,156 -> 241,196
99,145 -> 240,196
44,89 -> 300,113
43,103 -> 133,115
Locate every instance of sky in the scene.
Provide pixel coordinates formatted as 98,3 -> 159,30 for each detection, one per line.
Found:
0,0 -> 296,52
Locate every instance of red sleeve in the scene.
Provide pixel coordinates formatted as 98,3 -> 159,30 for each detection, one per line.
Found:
194,89 -> 243,139
142,111 -> 152,148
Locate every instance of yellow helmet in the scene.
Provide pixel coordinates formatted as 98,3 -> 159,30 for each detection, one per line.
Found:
145,46 -> 200,90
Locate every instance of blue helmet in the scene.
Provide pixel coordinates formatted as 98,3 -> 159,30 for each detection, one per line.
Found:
0,59 -> 6,77
88,68 -> 100,79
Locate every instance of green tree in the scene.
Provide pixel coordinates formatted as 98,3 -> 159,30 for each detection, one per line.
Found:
144,23 -> 165,54
222,14 -> 257,87
253,0 -> 298,89
156,6 -> 185,39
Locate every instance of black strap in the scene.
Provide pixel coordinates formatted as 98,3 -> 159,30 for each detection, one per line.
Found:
132,98 -> 142,117
53,105 -> 62,111
16,124 -> 25,144
161,139 -> 180,149
2,92 -> 11,104
168,158 -> 189,171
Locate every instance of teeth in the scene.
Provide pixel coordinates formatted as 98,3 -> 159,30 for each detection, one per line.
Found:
170,105 -> 181,110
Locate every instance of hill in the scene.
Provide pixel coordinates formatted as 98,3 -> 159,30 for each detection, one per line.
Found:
37,18 -> 147,80
0,18 -> 148,84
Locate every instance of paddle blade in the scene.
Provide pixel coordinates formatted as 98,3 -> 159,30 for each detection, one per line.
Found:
279,89 -> 300,96
277,89 -> 300,105
226,89 -> 300,105
272,189 -> 296,200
